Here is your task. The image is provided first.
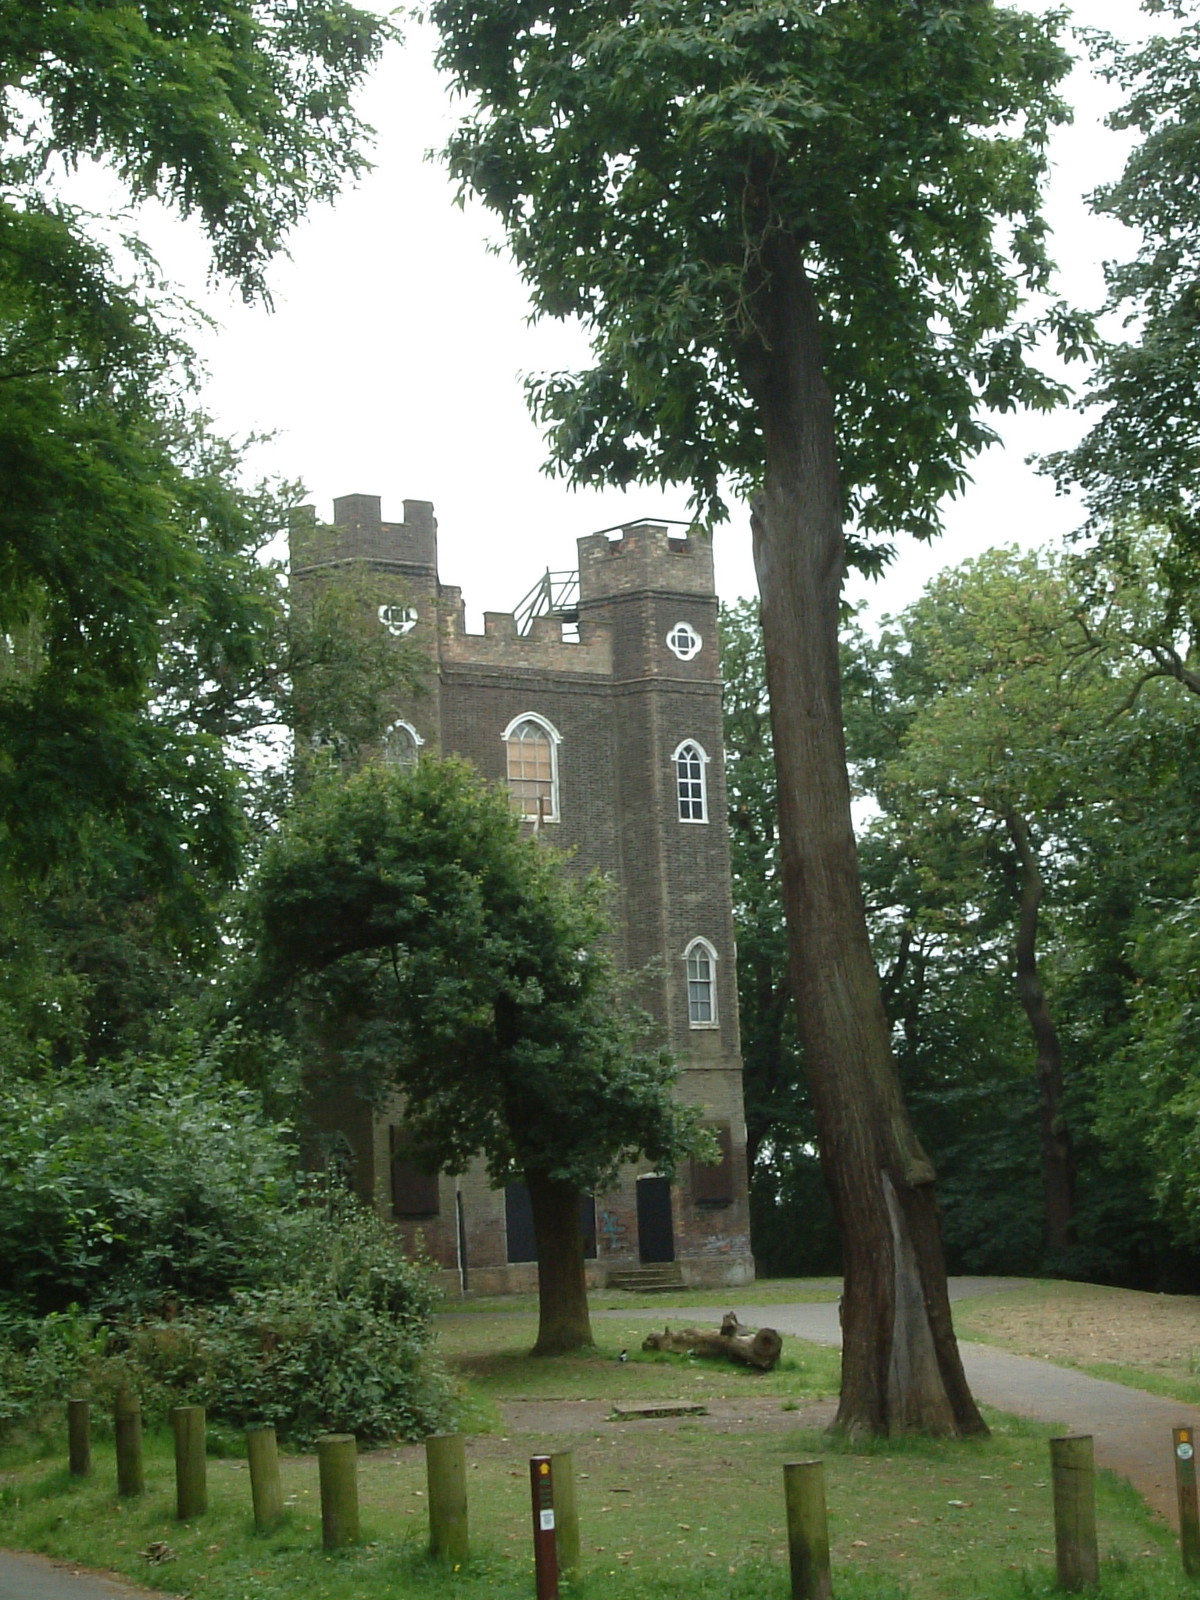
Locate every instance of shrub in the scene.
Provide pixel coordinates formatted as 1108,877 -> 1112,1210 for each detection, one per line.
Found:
0,1195 -> 452,1447
0,1049 -> 298,1317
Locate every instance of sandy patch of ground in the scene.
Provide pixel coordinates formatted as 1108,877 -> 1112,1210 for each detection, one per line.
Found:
955,1280 -> 1200,1374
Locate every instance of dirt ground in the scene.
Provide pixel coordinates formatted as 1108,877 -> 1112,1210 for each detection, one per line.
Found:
955,1280 -> 1200,1375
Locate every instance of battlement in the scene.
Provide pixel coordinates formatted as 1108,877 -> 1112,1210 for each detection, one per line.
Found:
438,599 -> 612,675
578,519 -> 714,604
290,495 -> 437,574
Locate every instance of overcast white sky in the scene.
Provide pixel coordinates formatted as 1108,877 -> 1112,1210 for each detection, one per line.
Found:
133,0 -> 1156,628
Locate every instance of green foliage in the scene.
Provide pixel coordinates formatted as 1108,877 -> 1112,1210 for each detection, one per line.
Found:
433,0 -> 1086,550
0,0 -> 392,882
1047,11 -> 1200,598
0,1047 -> 298,1317
0,1199 -> 450,1446
251,758 -> 703,1193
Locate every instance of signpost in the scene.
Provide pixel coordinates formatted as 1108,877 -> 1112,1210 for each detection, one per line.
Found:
1175,1426 -> 1200,1577
530,1455 -> 560,1600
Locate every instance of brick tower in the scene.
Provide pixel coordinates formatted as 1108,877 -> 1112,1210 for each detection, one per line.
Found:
290,496 -> 754,1291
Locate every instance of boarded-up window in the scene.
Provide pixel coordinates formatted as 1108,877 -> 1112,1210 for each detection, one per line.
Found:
691,1124 -> 734,1206
389,1127 -> 440,1218
505,1184 -> 598,1262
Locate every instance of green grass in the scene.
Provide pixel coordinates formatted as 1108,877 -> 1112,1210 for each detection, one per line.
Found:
446,1277 -> 841,1314
0,1403 -> 1187,1600
2,1299 -> 1194,1599
436,1312 -> 841,1403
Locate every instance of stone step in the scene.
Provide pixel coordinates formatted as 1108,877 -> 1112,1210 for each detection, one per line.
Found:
605,1264 -> 685,1293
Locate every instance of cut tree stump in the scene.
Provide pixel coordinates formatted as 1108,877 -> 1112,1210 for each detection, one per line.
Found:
641,1313 -> 783,1371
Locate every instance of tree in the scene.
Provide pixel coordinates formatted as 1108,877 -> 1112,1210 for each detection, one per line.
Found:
430,0 -> 1087,1434
1047,10 -> 1200,604
251,759 -> 702,1355
854,548 -> 1131,1262
0,0 -> 391,876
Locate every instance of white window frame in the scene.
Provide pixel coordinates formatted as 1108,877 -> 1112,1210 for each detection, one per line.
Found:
501,712 -> 562,823
672,738 -> 710,823
382,718 -> 424,769
666,620 -> 702,661
683,937 -> 719,1029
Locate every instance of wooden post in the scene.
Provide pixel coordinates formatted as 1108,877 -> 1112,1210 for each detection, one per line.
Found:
67,1399 -> 91,1478
1174,1425 -> 1200,1578
551,1450 -> 581,1579
530,1454 -> 560,1600
425,1433 -> 469,1565
246,1425 -> 284,1533
114,1391 -> 144,1498
316,1433 -> 359,1550
784,1460 -> 832,1600
170,1405 -> 207,1520
1050,1435 -> 1098,1591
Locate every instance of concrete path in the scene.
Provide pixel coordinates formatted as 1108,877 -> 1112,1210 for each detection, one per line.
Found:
612,1279 -> 1199,1525
0,1550 -> 160,1600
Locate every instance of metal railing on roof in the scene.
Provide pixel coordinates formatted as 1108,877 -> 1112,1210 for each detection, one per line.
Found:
513,569 -> 580,636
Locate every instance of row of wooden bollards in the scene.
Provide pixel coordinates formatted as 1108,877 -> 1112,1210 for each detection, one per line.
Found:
64,1403 -> 1200,1594
783,1428 -> 1200,1597
65,1401 -> 579,1579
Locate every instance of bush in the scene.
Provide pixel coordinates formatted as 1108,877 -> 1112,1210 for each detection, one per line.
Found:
0,1199 -> 452,1446
0,1049 -> 298,1316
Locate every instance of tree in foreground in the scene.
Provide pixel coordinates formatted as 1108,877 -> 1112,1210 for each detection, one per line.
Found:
0,0 -> 391,876
251,759 -> 702,1355
431,0 -> 1087,1433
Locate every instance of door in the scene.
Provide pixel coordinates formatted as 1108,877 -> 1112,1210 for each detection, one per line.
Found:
636,1176 -> 675,1263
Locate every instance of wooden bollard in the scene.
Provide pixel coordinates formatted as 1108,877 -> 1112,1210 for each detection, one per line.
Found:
784,1460 -> 832,1600
426,1433 -> 469,1565
246,1425 -> 284,1533
1050,1435 -> 1098,1591
171,1405 -> 207,1520
1174,1425 -> 1200,1578
67,1399 -> 91,1478
551,1450 -> 581,1579
114,1392 -> 144,1498
316,1433 -> 359,1550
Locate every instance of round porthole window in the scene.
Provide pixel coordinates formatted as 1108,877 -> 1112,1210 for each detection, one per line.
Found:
666,621 -> 702,661
378,603 -> 419,636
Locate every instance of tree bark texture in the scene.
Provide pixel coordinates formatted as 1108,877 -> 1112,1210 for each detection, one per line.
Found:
1004,810 -> 1076,1261
527,1171 -> 595,1354
746,232 -> 985,1437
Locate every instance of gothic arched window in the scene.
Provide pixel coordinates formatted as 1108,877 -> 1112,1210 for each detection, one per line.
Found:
502,713 -> 561,821
674,739 -> 709,822
383,719 -> 422,770
684,938 -> 719,1027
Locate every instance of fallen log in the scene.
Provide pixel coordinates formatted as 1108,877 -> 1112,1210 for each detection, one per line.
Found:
641,1313 -> 783,1371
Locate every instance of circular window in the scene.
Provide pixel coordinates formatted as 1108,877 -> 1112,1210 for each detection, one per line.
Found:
666,621 -> 702,661
378,603 -> 418,637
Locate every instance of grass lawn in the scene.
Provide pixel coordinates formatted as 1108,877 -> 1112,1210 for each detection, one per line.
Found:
1,1302 -> 1194,1600
436,1311 -> 840,1406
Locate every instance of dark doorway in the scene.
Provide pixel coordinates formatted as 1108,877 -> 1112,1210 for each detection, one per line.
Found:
505,1184 -> 598,1263
637,1176 -> 675,1263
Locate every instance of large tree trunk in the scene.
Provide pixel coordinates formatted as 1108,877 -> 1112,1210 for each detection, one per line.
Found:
746,232 -> 985,1438
527,1170 -> 594,1355
1004,810 -> 1076,1262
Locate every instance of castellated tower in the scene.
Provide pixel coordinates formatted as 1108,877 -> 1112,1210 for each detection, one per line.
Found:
290,495 -> 754,1291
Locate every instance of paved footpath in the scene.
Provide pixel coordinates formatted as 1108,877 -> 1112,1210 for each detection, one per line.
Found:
6,1276 -> 1196,1595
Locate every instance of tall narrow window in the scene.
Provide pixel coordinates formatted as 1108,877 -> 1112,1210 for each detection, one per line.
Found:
684,938 -> 718,1027
502,713 -> 561,821
383,719 -> 422,770
674,740 -> 709,822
